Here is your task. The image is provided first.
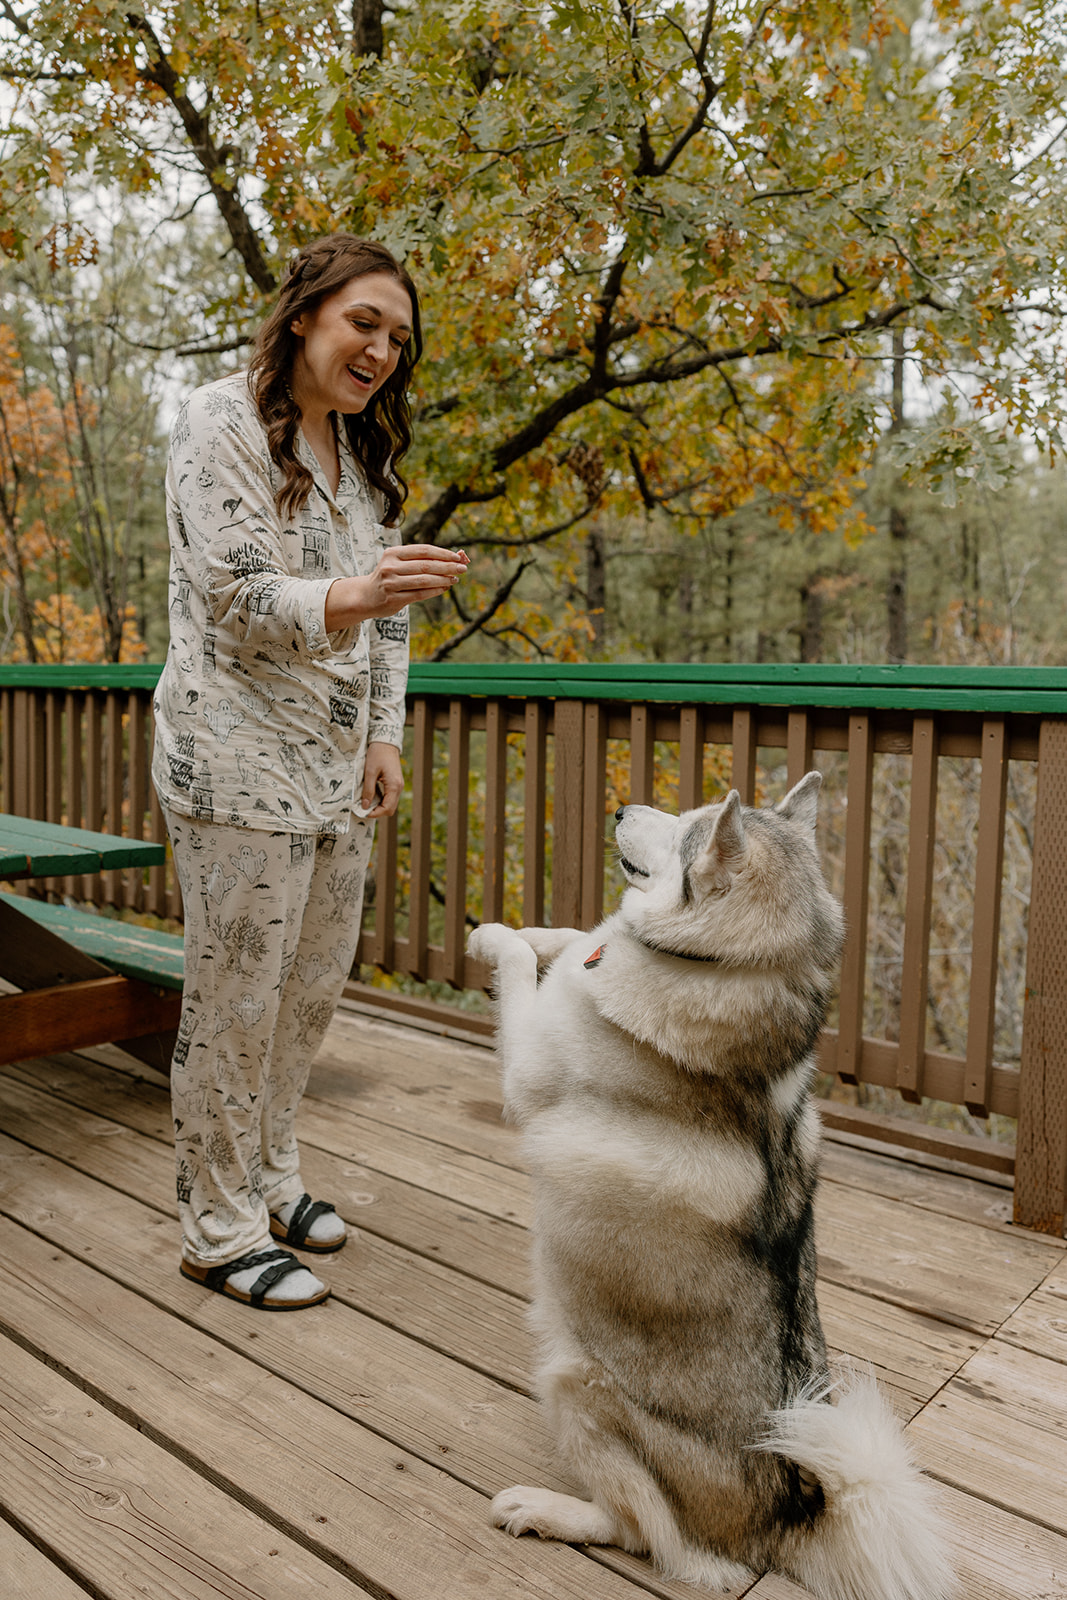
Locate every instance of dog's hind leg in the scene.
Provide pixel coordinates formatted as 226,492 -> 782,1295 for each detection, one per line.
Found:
491,1477 -> 751,1592
510,1363 -> 754,1590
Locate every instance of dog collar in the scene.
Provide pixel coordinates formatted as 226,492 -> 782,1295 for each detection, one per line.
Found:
632,933 -> 721,964
585,936 -> 721,966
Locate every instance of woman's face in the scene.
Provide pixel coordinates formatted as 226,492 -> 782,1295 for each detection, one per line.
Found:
289,271 -> 414,420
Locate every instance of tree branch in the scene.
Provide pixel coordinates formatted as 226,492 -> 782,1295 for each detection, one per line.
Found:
635,1 -> 722,179
460,489 -> 604,549
429,559 -> 534,659
125,11 -> 276,294
408,293 -> 945,546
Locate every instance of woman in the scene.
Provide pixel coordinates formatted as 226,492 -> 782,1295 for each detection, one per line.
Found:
152,234 -> 467,1310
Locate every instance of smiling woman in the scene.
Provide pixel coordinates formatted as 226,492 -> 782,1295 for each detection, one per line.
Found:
150,232 -> 470,1312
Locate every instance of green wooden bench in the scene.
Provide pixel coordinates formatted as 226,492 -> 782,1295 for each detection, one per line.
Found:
8,896 -> 185,990
0,891 -> 184,1074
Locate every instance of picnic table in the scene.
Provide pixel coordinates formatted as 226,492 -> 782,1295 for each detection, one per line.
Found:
0,815 -> 183,1074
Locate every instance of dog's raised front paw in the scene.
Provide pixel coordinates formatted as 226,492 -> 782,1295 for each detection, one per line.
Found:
467,922 -> 519,966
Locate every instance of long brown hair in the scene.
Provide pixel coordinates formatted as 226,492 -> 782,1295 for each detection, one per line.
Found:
247,234 -> 422,526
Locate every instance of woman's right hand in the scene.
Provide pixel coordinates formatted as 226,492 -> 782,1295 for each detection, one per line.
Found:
325,544 -> 470,630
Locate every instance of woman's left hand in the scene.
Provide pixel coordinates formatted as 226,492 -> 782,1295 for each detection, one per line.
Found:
359,741 -> 404,818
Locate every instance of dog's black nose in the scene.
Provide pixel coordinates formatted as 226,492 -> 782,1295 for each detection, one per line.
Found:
615,806 -> 626,822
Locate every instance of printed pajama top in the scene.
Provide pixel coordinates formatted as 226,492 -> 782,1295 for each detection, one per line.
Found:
152,371 -> 408,836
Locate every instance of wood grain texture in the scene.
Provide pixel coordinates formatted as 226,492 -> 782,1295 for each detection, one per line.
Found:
0,1330 -> 369,1600
1016,716 -> 1067,1234
0,1225 -> 649,1600
0,1513 -> 91,1600
3,1001 -> 1066,1600
996,1254 -> 1067,1365
908,1340 -> 1067,1533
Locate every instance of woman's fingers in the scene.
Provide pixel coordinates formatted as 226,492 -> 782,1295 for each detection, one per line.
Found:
377,544 -> 469,603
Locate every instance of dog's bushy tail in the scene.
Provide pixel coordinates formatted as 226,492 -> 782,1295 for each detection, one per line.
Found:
758,1368 -> 956,1600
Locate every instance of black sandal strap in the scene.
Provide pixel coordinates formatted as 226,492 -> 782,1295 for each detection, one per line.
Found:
279,1192 -> 337,1248
203,1247 -> 305,1307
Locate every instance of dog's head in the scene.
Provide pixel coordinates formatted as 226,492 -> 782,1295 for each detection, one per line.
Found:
613,771 -> 843,973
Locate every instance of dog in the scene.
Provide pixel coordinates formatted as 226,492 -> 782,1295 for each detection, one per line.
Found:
466,773 -> 954,1600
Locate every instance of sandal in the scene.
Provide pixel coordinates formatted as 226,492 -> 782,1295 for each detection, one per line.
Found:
269,1192 -> 347,1254
180,1246 -> 330,1309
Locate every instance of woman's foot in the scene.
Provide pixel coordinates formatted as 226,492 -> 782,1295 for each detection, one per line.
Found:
269,1192 -> 347,1253
180,1246 -> 329,1309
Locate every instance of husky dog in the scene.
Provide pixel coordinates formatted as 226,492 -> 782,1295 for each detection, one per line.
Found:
467,773 -> 953,1600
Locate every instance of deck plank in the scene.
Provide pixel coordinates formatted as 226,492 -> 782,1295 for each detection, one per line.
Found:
815,1281 -> 982,1416
818,1136 -> 1017,1231
0,1513 -> 92,1599
8,1029 -> 1059,1345
4,1044 -> 533,1224
814,1180 -> 1060,1334
2,1003 -> 1066,1600
0,1220 -> 672,1600
995,1254 -> 1067,1366
908,1340 -> 1067,1533
0,1330 -> 373,1599
0,1136 -> 553,1487
0,1077 -> 536,1383
0,1135 -> 717,1598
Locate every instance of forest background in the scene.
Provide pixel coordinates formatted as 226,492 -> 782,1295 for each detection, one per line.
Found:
3,0 -> 1067,1144
2,0 -> 1067,671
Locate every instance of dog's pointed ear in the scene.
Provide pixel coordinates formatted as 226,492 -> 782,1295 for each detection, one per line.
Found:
693,790 -> 747,888
776,770 -> 821,834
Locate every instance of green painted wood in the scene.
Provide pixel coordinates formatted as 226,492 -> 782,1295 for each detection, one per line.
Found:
0,663 -> 162,690
0,816 -> 165,880
408,672 -> 1067,715
2,894 -> 184,989
4,659 -> 1067,713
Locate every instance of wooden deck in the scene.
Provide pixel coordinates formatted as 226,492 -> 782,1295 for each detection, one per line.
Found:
1,1001 -> 1066,1600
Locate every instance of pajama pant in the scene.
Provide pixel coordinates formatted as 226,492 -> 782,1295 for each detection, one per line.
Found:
163,807 -> 374,1266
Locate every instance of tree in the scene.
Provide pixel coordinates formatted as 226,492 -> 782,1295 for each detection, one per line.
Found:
3,0 -> 1066,659
0,320 -> 71,659
0,319 -> 140,661
0,193 -> 189,660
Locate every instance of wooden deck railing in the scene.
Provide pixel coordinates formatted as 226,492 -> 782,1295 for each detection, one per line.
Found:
3,661 -> 1067,1238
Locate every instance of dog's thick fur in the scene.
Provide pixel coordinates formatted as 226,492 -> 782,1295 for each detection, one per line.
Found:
467,773 -> 954,1600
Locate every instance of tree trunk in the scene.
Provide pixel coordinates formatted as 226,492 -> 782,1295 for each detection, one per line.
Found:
352,0 -> 385,56
677,562 -> 694,661
585,525 -> 606,647
722,522 -> 734,657
887,326 -> 908,664
800,575 -> 824,663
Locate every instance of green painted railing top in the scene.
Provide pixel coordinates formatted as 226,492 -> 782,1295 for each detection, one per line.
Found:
3,659 -> 1067,713
0,663 -> 163,690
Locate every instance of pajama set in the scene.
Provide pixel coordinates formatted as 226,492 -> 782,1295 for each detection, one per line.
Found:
152,371 -> 407,1267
